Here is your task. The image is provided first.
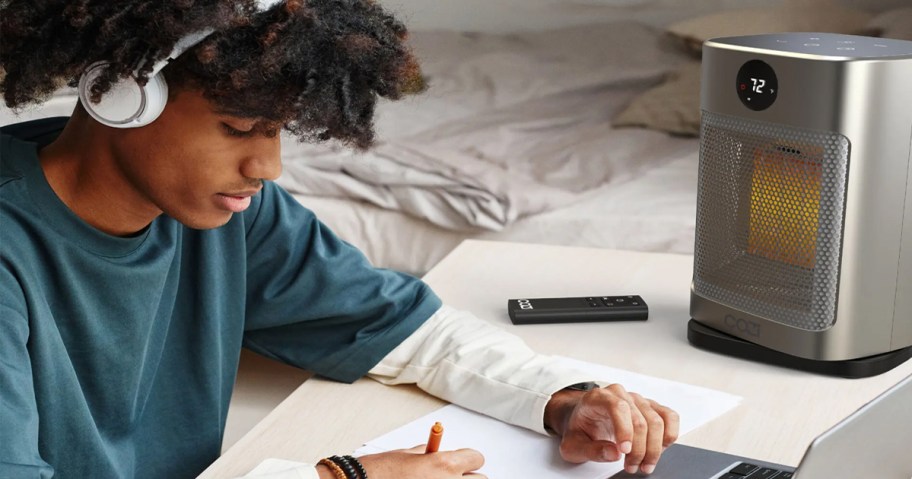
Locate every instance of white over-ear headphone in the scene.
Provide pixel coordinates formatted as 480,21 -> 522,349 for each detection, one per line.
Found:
78,0 -> 283,128
77,29 -> 214,128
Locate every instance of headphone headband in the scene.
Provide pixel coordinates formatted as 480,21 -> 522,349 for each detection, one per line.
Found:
79,0 -> 285,128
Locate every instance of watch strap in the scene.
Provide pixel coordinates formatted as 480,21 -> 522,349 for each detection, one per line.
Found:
564,381 -> 599,392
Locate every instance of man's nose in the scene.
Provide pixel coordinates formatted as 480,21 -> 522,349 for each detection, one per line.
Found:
241,136 -> 282,181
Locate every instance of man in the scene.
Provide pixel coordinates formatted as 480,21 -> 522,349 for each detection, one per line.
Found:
0,1 -> 679,478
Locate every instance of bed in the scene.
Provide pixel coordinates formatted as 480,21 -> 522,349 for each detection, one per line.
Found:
277,21 -> 700,274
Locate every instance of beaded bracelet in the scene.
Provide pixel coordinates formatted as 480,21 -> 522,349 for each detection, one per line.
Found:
319,455 -> 369,479
317,457 -> 347,479
344,455 -> 368,479
329,455 -> 359,479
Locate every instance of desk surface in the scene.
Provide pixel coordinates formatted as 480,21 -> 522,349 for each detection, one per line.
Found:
200,240 -> 912,478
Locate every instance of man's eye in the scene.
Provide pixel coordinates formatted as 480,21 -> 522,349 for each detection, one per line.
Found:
221,123 -> 253,137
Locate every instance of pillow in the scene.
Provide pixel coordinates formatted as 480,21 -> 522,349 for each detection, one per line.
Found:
612,62 -> 702,137
666,5 -> 875,55
867,7 -> 912,40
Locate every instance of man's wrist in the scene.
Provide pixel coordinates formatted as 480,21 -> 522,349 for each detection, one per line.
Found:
315,464 -> 337,479
544,388 -> 586,436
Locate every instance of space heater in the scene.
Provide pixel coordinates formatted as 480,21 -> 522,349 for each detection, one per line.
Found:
689,33 -> 912,378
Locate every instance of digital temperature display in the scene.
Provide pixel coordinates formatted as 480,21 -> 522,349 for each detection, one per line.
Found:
736,59 -> 778,111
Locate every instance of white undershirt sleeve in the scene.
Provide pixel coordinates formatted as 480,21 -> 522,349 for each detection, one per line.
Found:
367,304 -> 597,435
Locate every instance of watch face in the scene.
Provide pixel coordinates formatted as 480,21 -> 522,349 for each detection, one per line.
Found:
736,59 -> 778,111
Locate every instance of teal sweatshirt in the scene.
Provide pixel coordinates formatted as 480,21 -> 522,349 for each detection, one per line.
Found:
0,126 -> 440,478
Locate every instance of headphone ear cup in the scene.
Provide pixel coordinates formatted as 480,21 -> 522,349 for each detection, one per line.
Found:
78,62 -> 169,128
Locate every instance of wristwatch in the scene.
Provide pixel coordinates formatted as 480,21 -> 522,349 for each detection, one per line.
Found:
564,381 -> 599,392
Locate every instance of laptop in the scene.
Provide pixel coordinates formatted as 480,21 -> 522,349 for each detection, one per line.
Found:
611,373 -> 912,479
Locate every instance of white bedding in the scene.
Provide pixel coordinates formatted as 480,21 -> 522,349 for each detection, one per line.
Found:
277,22 -> 692,231
275,21 -> 701,274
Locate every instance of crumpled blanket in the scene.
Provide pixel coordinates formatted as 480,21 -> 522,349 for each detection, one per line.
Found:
277,22 -> 690,231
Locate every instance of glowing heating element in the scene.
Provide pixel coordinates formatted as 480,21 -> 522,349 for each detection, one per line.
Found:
748,143 -> 823,269
694,111 -> 849,331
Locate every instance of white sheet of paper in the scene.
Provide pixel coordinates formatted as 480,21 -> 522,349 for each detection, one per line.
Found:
354,356 -> 742,479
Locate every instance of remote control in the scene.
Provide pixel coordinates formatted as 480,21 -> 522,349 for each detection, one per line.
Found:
507,295 -> 648,325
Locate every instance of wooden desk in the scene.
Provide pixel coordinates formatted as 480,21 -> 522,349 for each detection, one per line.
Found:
200,240 -> 912,478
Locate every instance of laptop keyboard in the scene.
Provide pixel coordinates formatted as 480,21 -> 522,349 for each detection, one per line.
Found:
719,462 -> 794,479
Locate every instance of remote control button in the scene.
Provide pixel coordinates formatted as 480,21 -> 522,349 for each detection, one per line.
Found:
616,298 -> 625,303
632,302 -> 639,306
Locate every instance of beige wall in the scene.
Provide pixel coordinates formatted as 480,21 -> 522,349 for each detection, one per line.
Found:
380,0 -> 907,33
381,0 -> 772,32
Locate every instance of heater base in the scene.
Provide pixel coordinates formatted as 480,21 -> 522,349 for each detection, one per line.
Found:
687,319 -> 912,378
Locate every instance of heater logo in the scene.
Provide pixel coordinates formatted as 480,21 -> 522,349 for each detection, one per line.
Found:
724,314 -> 761,337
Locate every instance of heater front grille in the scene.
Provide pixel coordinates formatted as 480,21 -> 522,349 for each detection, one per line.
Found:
693,111 -> 850,331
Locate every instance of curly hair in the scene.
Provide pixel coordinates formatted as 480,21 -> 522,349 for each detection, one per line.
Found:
0,0 -> 425,148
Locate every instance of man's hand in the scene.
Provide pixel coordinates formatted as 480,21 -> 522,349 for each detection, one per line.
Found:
316,446 -> 486,479
544,384 -> 680,475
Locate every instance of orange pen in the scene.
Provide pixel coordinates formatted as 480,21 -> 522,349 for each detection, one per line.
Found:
425,422 -> 444,453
